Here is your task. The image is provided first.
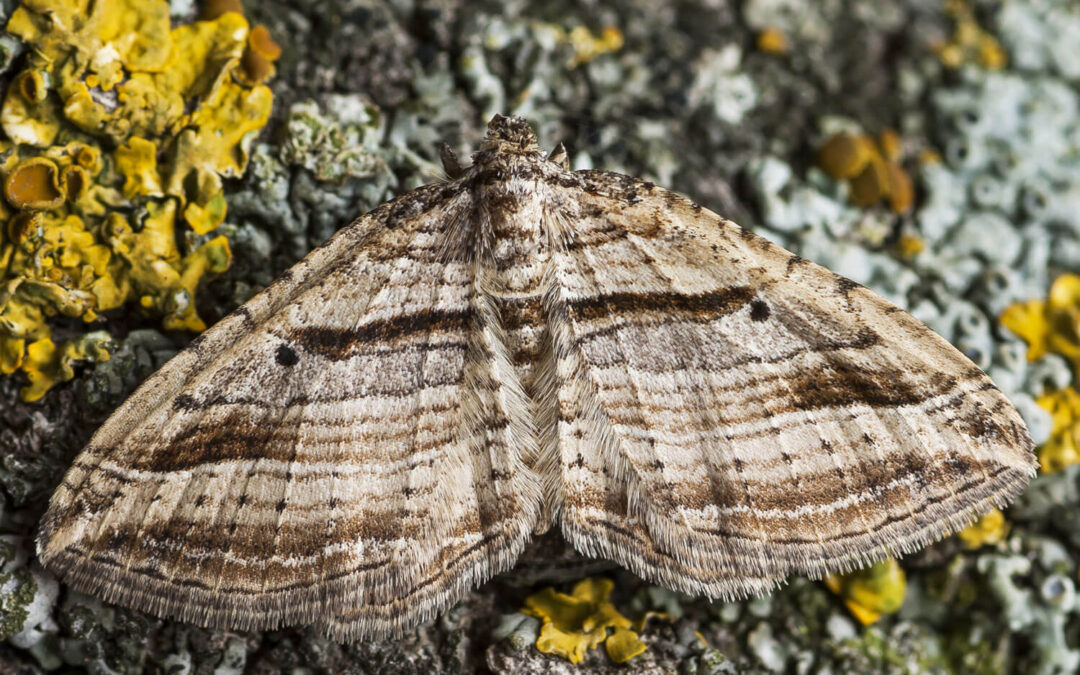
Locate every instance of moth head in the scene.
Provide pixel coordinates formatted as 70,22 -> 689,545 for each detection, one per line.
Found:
468,114 -> 545,166
484,114 -> 539,150
471,115 -> 573,175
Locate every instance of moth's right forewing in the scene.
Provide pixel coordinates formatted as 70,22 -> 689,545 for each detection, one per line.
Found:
545,170 -> 1035,595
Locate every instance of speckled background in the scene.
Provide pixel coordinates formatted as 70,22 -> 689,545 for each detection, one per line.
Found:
3,0 -> 1080,672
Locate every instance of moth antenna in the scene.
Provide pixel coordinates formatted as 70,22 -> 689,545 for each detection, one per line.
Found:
440,142 -> 465,179
547,142 -> 570,170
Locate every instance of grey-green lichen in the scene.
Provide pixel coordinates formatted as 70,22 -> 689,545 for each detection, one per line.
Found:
225,96 -> 399,276
0,537 -> 34,642
2,0 -> 1080,672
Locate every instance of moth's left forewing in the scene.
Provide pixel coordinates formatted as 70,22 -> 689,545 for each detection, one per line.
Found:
546,170 -> 1036,592
37,182 -> 544,640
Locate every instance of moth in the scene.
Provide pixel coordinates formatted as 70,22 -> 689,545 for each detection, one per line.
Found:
37,115 -> 1036,640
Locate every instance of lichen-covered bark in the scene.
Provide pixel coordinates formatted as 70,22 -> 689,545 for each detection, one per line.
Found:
2,0 -> 1080,672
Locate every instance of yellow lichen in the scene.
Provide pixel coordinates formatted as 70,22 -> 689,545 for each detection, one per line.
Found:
0,336 -> 23,374
21,331 -> 112,402
565,25 -> 624,68
1034,388 -> 1080,474
1001,274 -> 1080,372
919,148 -> 943,165
114,137 -> 162,198
522,578 -> 649,665
895,233 -> 925,260
818,131 -> 914,214
167,235 -> 232,332
824,558 -> 907,625
1001,275 -> 1080,473
0,68 -> 60,146
605,627 -> 647,663
0,0 -> 275,400
14,70 -> 47,104
934,0 -> 1007,70
957,507 -> 1010,549
61,165 -> 89,202
97,0 -> 172,75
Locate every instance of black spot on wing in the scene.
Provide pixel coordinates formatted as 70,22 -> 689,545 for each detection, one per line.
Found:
750,299 -> 770,322
276,344 -> 299,366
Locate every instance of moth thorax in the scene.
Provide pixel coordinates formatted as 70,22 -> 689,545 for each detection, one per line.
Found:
475,183 -> 551,401
489,233 -> 550,399
482,184 -> 550,291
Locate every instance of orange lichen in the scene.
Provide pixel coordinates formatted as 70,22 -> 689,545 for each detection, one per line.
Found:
818,131 -> 914,214
848,154 -> 891,208
756,28 -> 788,54
201,0 -> 244,20
818,133 -> 876,180
240,25 -> 283,85
249,25 -> 282,61
885,161 -> 914,213
4,158 -> 63,209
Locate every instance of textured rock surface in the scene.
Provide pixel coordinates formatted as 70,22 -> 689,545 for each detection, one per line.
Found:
2,0 -> 1079,672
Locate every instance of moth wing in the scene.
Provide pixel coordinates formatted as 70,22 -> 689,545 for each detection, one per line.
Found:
37,183 -> 542,640
546,171 -> 1036,596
